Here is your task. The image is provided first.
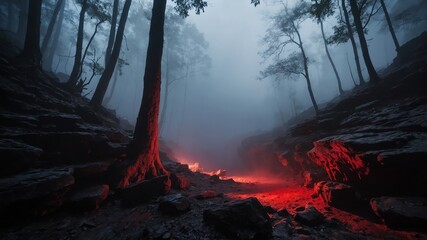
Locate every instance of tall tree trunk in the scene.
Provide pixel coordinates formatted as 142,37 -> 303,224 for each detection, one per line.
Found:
320,19 -> 344,95
7,2 -> 15,32
294,23 -> 319,114
349,0 -> 380,83
43,0 -> 65,72
103,68 -> 119,105
120,0 -> 168,188
67,0 -> 88,88
380,0 -> 399,52
342,0 -> 365,85
41,0 -> 63,55
20,0 -> 42,67
17,0 -> 28,46
159,43 -> 170,136
105,0 -> 119,66
90,0 -> 132,108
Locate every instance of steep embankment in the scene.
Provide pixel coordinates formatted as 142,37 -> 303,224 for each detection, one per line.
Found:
239,32 -> 427,228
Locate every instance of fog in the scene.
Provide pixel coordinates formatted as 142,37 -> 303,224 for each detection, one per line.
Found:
4,0 -> 426,173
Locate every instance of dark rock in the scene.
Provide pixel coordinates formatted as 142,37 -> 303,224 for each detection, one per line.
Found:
203,197 -> 272,240
295,206 -> 305,212
294,205 -> 325,226
314,181 -> 362,210
0,168 -> 74,223
68,185 -> 109,211
73,162 -> 111,185
158,194 -> 191,215
195,190 -> 217,200
308,132 -> 427,196
264,205 -> 277,214
121,175 -> 171,206
370,197 -> 427,229
277,208 -> 290,217
169,173 -> 190,190
303,171 -> 325,188
0,139 -> 43,177
272,219 -> 291,240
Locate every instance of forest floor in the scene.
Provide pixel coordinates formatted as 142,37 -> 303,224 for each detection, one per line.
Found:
1,162 -> 425,240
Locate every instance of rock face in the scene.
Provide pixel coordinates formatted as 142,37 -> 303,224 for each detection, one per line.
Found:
158,194 -> 191,215
239,32 -> 427,198
67,185 -> 109,211
121,175 -> 171,206
314,181 -> 362,210
0,168 -> 75,223
294,205 -> 325,226
203,197 -> 272,240
370,197 -> 427,230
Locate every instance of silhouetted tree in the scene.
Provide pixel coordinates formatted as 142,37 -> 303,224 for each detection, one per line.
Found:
19,0 -> 42,67
341,0 -> 365,84
261,2 -> 319,115
41,0 -> 64,55
67,0 -> 88,88
43,0 -> 65,71
105,0 -> 119,66
379,0 -> 399,52
119,0 -> 207,187
90,0 -> 132,108
349,0 -> 380,82
311,0 -> 344,95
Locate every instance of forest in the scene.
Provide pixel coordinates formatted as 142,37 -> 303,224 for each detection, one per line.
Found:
0,0 -> 426,239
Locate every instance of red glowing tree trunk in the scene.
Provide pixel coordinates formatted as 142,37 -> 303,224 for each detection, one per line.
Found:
118,0 -> 168,188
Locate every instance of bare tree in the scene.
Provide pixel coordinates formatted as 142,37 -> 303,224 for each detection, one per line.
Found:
260,2 -> 319,114
349,0 -> 380,82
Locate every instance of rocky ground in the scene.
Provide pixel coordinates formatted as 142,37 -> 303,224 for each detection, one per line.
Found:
0,32 -> 427,239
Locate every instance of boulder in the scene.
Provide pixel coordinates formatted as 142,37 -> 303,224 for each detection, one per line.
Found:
308,132 -> 427,196
272,219 -> 292,240
277,208 -> 290,217
121,175 -> 171,206
169,173 -> 190,190
0,168 -> 74,223
195,190 -> 217,200
158,194 -> 191,215
67,185 -> 109,211
314,181 -> 362,210
303,171 -> 325,188
0,139 -> 43,176
294,205 -> 324,226
370,197 -> 427,229
73,162 -> 111,186
203,197 -> 272,239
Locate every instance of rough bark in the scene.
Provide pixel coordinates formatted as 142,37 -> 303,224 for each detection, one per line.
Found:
90,0 -> 132,108
120,0 -> 168,188
41,0 -> 64,55
320,20 -> 344,95
105,0 -> 119,66
380,0 -> 399,52
43,0 -> 65,72
159,44 -> 170,136
20,0 -> 42,67
17,0 -> 28,46
294,22 -> 319,114
7,1 -> 15,32
67,0 -> 88,88
342,0 -> 365,85
349,0 -> 380,83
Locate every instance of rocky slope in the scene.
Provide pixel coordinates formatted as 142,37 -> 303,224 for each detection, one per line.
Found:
239,31 -> 427,229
